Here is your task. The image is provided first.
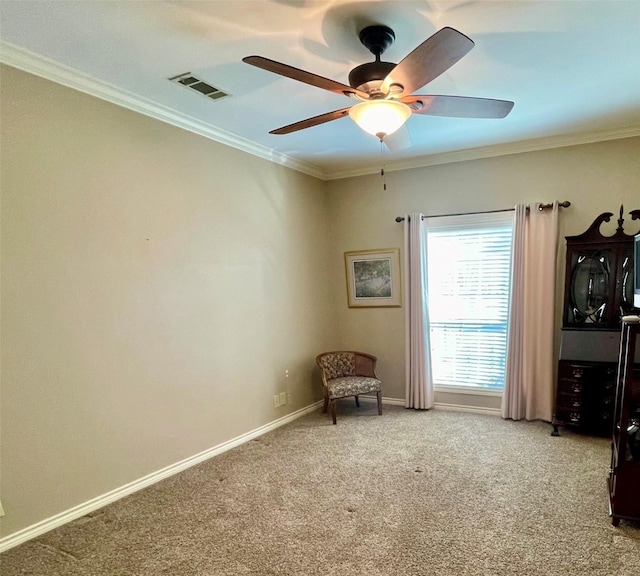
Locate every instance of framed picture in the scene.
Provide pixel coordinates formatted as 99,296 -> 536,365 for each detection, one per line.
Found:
344,248 -> 401,308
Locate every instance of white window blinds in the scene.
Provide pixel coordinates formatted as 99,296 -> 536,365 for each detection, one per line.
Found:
426,212 -> 513,390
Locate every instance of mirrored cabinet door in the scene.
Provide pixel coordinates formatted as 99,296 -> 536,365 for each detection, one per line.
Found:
567,250 -> 613,325
621,246 -> 636,317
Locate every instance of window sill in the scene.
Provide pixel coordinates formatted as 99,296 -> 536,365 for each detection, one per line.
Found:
434,384 -> 503,397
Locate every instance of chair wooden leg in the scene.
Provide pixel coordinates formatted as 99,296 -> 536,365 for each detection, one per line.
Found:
354,395 -> 360,408
377,391 -> 382,415
322,389 -> 329,413
330,399 -> 337,425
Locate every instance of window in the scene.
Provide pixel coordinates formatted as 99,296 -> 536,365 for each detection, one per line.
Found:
426,212 -> 513,392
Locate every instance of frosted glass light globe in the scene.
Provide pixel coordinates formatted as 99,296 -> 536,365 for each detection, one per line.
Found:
349,100 -> 412,140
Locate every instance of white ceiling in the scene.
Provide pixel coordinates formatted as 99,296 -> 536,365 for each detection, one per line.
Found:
1,1 -> 640,180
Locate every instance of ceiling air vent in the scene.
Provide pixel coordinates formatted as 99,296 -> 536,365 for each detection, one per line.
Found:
169,72 -> 228,101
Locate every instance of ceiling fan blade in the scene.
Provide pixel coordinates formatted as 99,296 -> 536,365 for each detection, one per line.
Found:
402,95 -> 514,118
243,56 -> 369,100
269,108 -> 352,135
384,125 -> 412,150
382,27 -> 474,96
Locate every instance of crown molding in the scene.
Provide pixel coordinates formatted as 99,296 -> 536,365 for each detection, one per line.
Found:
2,41 -> 638,184
0,41 -> 326,180
324,124 -> 640,180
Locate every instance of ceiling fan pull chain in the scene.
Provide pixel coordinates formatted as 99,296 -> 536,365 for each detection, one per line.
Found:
380,140 -> 387,191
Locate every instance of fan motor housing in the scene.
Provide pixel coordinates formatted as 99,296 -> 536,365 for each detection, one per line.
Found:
348,61 -> 396,94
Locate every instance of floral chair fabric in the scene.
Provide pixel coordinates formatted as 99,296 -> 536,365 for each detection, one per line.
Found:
317,352 -> 355,380
326,376 -> 381,399
315,351 -> 383,424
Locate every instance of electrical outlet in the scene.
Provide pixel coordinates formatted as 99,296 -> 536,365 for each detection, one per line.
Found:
273,394 -> 280,408
0,500 -> 5,517
279,391 -> 286,406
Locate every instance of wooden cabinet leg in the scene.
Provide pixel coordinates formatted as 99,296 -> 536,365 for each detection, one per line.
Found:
551,423 -> 560,437
612,516 -> 620,527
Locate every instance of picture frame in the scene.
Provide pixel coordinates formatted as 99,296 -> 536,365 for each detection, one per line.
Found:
344,248 -> 401,308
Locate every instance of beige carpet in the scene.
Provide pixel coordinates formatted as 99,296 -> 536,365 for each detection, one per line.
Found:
2,404 -> 639,575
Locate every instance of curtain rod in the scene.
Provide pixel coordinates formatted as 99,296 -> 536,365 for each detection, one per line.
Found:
394,201 -> 571,223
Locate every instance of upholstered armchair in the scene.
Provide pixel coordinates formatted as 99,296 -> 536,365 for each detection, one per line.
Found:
315,351 -> 383,424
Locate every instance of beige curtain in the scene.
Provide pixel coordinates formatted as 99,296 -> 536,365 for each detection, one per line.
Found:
404,213 -> 434,409
502,202 -> 559,421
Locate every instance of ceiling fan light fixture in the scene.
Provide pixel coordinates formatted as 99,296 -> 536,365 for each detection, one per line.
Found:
348,100 -> 412,140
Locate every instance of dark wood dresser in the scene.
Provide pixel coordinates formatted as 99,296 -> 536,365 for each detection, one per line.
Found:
554,360 -> 617,435
609,317 -> 640,526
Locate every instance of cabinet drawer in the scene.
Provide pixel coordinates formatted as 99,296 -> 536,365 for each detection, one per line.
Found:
556,392 -> 585,410
592,409 -> 614,427
557,378 -> 586,395
554,408 -> 583,425
558,362 -> 598,380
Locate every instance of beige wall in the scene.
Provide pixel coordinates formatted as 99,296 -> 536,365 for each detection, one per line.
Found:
0,65 -> 332,538
326,137 -> 640,403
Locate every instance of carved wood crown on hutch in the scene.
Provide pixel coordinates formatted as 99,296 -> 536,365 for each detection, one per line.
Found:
566,206 -> 640,246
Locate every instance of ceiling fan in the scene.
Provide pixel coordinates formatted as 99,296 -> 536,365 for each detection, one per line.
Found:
243,25 -> 514,145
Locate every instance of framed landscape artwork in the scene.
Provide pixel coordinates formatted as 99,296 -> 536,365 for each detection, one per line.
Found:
344,248 -> 401,308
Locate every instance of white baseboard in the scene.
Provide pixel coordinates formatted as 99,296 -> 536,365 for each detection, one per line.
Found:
0,401 -> 323,553
358,395 -> 405,406
0,397 -> 500,551
434,402 -> 501,416
362,396 -> 500,415
303,395 -> 485,412
381,397 -> 406,406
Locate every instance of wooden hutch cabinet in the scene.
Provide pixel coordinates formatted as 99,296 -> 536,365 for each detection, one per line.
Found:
552,207 -> 640,436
